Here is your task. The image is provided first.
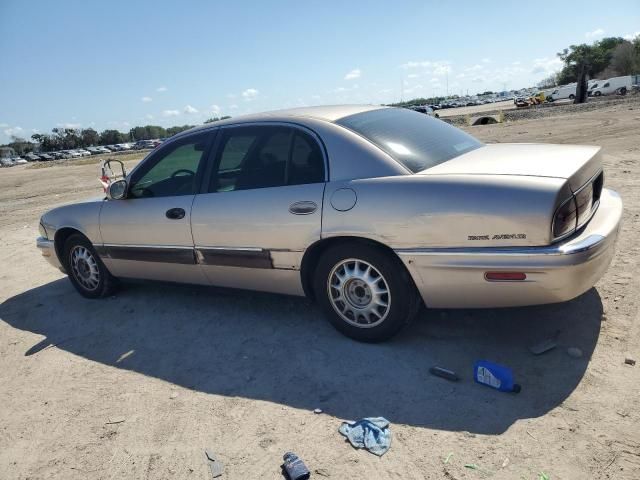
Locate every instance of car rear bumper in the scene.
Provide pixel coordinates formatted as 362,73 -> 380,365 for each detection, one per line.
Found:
36,237 -> 64,271
396,188 -> 622,308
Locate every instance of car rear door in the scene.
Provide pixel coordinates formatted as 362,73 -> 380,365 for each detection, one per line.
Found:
190,123 -> 326,295
98,130 -> 215,283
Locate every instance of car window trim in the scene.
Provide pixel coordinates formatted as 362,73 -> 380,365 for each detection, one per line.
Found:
127,129 -> 217,199
201,121 -> 329,194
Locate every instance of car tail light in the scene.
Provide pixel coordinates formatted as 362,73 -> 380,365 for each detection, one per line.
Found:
575,182 -> 594,228
553,197 -> 578,240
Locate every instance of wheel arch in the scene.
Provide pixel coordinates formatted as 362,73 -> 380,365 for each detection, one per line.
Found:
54,227 -> 88,267
300,236 -> 418,301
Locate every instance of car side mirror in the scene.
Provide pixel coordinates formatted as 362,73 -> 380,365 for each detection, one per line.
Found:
107,179 -> 128,200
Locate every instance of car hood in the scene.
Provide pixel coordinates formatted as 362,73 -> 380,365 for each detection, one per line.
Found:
418,143 -> 602,191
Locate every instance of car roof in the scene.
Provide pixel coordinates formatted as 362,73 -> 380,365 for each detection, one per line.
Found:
177,104 -> 389,137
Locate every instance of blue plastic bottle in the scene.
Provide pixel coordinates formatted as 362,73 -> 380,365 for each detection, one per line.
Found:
474,360 -> 521,393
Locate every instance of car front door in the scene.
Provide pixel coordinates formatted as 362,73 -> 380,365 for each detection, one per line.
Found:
190,124 -> 326,295
99,130 -> 215,283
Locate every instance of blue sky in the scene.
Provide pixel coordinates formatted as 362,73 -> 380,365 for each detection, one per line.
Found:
1,0 -> 639,143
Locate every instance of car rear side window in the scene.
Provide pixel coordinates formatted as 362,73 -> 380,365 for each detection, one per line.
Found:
336,108 -> 483,173
209,126 -> 324,192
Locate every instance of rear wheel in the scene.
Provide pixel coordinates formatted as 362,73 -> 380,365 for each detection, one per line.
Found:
569,94 -> 575,100
594,91 -> 602,97
313,243 -> 420,342
63,234 -> 117,298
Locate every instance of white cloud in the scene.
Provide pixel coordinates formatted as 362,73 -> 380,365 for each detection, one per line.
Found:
210,104 -> 221,115
585,28 -> 605,38
162,110 -> 180,117
623,31 -> 640,40
145,114 -> 154,120
228,104 -> 238,110
3,126 -> 23,137
401,60 -> 432,69
465,64 -> 484,72
56,123 -> 81,129
402,60 -> 451,76
241,88 -> 259,100
31,128 -> 40,133
156,86 -> 168,92
512,61 -> 521,66
531,57 -> 563,75
0,122 -> 8,128
122,121 -> 130,127
481,58 -> 491,63
407,73 -> 419,79
344,68 -> 361,80
141,96 -> 152,102
184,105 -> 199,114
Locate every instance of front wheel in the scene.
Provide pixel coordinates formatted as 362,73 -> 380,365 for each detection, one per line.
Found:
313,243 -> 420,342
64,234 -> 117,298
594,91 -> 602,97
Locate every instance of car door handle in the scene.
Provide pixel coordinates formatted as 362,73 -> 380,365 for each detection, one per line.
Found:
166,208 -> 186,220
289,201 -> 317,215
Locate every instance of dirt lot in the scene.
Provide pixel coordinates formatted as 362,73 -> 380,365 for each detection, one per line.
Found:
1,100 -> 639,480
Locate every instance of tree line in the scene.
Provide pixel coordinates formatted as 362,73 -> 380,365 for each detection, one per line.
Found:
3,116 -> 232,155
538,35 -> 640,88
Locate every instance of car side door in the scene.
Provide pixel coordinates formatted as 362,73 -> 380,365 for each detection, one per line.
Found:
190,124 -> 326,295
98,130 -> 215,283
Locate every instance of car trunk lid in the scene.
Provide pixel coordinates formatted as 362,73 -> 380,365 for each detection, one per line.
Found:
418,143 -> 602,191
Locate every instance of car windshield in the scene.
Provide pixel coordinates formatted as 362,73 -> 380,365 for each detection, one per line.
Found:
336,108 -> 483,173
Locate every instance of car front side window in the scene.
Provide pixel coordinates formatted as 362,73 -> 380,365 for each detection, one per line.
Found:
129,132 -> 210,198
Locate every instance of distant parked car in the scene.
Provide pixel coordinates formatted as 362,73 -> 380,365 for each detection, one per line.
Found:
65,150 -> 82,158
76,149 -> 92,157
38,153 -> 54,161
24,153 -> 41,161
590,76 -> 633,97
0,158 -> 15,167
547,84 -> 577,102
15,158 -> 28,165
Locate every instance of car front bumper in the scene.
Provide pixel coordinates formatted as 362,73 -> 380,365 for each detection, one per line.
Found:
36,237 -> 64,272
396,188 -> 622,308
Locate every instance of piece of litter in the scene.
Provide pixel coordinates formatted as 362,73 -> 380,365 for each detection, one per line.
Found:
313,408 -> 323,414
430,366 -> 459,381
464,463 -> 478,470
502,458 -> 509,468
624,358 -> 636,366
529,338 -> 557,355
538,472 -> 549,480
444,452 -> 454,464
282,452 -> 310,480
204,449 -> 224,478
170,392 -> 178,399
105,417 -> 125,425
567,347 -> 583,358
314,468 -> 330,477
339,417 -> 391,456
526,430 -> 537,440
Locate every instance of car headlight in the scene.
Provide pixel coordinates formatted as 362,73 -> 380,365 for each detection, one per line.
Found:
39,222 -> 48,239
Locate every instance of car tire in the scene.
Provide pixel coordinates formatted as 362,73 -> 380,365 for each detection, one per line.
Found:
313,243 -> 420,342
594,91 -> 602,97
569,94 -> 575,100
63,233 -> 117,299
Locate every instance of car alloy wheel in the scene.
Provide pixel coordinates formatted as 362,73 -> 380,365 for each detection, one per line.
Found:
70,245 -> 101,291
327,258 -> 391,328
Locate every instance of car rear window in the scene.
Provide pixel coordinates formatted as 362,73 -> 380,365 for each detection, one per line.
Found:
336,108 -> 483,173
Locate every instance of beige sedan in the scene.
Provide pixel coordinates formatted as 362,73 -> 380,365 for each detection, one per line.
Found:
37,105 -> 622,342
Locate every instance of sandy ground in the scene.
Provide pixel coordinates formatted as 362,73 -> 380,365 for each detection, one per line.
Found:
1,101 -> 639,480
